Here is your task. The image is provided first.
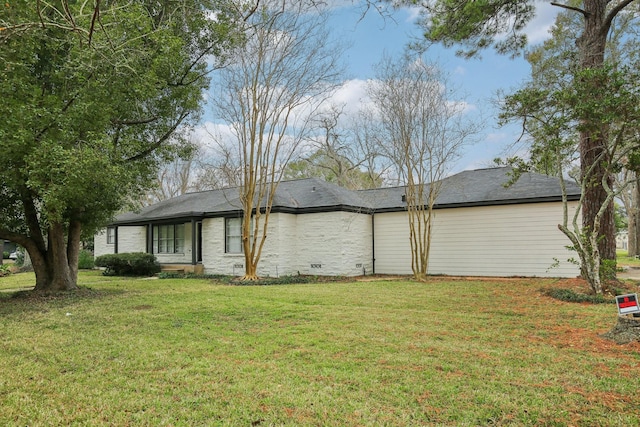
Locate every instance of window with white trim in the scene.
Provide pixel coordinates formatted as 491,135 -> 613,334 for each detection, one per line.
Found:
225,218 -> 243,254
153,224 -> 185,254
106,227 -> 116,244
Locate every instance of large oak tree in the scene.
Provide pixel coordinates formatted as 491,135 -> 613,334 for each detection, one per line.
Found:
0,1 -> 240,291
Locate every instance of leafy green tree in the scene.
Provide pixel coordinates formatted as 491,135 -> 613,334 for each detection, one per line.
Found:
0,1 -> 240,291
496,4 -> 640,292
397,0 -> 640,274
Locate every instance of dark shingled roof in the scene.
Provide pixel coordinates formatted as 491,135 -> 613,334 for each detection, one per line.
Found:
114,177 -> 372,225
358,167 -> 581,211
112,167 -> 580,225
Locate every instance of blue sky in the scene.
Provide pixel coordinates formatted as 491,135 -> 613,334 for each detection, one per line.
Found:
327,2 -> 562,173
197,1 -> 562,175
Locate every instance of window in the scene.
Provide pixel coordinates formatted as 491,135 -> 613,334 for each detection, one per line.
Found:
153,224 -> 185,254
107,227 -> 115,245
225,218 -> 243,254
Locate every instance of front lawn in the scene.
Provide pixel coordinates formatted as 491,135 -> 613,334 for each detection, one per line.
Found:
618,249 -> 640,268
0,271 -> 638,426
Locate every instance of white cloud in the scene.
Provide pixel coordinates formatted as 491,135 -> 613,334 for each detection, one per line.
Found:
191,121 -> 235,151
453,66 -> 466,76
525,3 -> 561,46
447,100 -> 477,115
327,79 -> 372,115
404,6 -> 422,23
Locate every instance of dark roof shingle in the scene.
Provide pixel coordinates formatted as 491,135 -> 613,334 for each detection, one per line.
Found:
112,167 -> 580,225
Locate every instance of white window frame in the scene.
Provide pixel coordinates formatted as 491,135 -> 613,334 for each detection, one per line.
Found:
225,218 -> 243,254
106,227 -> 116,245
153,224 -> 185,254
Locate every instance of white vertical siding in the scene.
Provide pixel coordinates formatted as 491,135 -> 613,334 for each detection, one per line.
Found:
374,201 -> 581,278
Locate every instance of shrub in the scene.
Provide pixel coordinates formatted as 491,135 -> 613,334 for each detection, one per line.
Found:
600,259 -> 618,282
78,250 -> 95,270
228,275 -> 344,286
0,264 -> 11,277
94,253 -> 160,276
2,251 -> 9,259
14,251 -> 24,267
542,287 -> 612,304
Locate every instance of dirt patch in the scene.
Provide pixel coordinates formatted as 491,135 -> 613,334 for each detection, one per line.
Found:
354,275 -> 410,282
132,304 -> 154,310
5,286 -> 117,302
543,277 -> 639,297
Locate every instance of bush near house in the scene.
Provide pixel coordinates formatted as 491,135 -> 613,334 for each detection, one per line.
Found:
94,253 -> 160,276
78,250 -> 95,270
0,264 -> 10,277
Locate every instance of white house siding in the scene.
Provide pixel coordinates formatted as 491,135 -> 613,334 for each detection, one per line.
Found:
201,214 -> 290,277
94,225 -> 146,257
200,211 -> 372,277
93,228 -> 111,258
94,224 -> 193,264
374,201 -> 580,278
268,213 -> 298,277
293,211 -> 373,277
202,217 -> 247,276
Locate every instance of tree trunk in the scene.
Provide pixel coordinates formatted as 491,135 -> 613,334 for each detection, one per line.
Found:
67,219 -> 82,285
631,179 -> 640,257
31,222 -> 78,292
578,0 -> 616,265
580,139 -> 616,260
628,211 -> 637,257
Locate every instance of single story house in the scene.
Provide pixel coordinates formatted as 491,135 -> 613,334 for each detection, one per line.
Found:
94,167 -> 582,278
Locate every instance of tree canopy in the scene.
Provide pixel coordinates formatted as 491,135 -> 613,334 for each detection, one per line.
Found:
0,1 -> 240,291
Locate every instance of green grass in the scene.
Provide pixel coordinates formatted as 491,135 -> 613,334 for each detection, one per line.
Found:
617,249 -> 640,267
1,271 -> 639,426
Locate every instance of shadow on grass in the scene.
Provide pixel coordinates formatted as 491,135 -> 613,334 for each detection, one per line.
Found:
0,286 -> 126,315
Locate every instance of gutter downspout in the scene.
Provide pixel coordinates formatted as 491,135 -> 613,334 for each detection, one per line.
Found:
371,213 -> 375,275
191,219 -> 197,266
147,223 -> 153,254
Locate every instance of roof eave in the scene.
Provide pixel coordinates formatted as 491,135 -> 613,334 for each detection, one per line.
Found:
108,204 -> 374,226
372,194 -> 581,213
